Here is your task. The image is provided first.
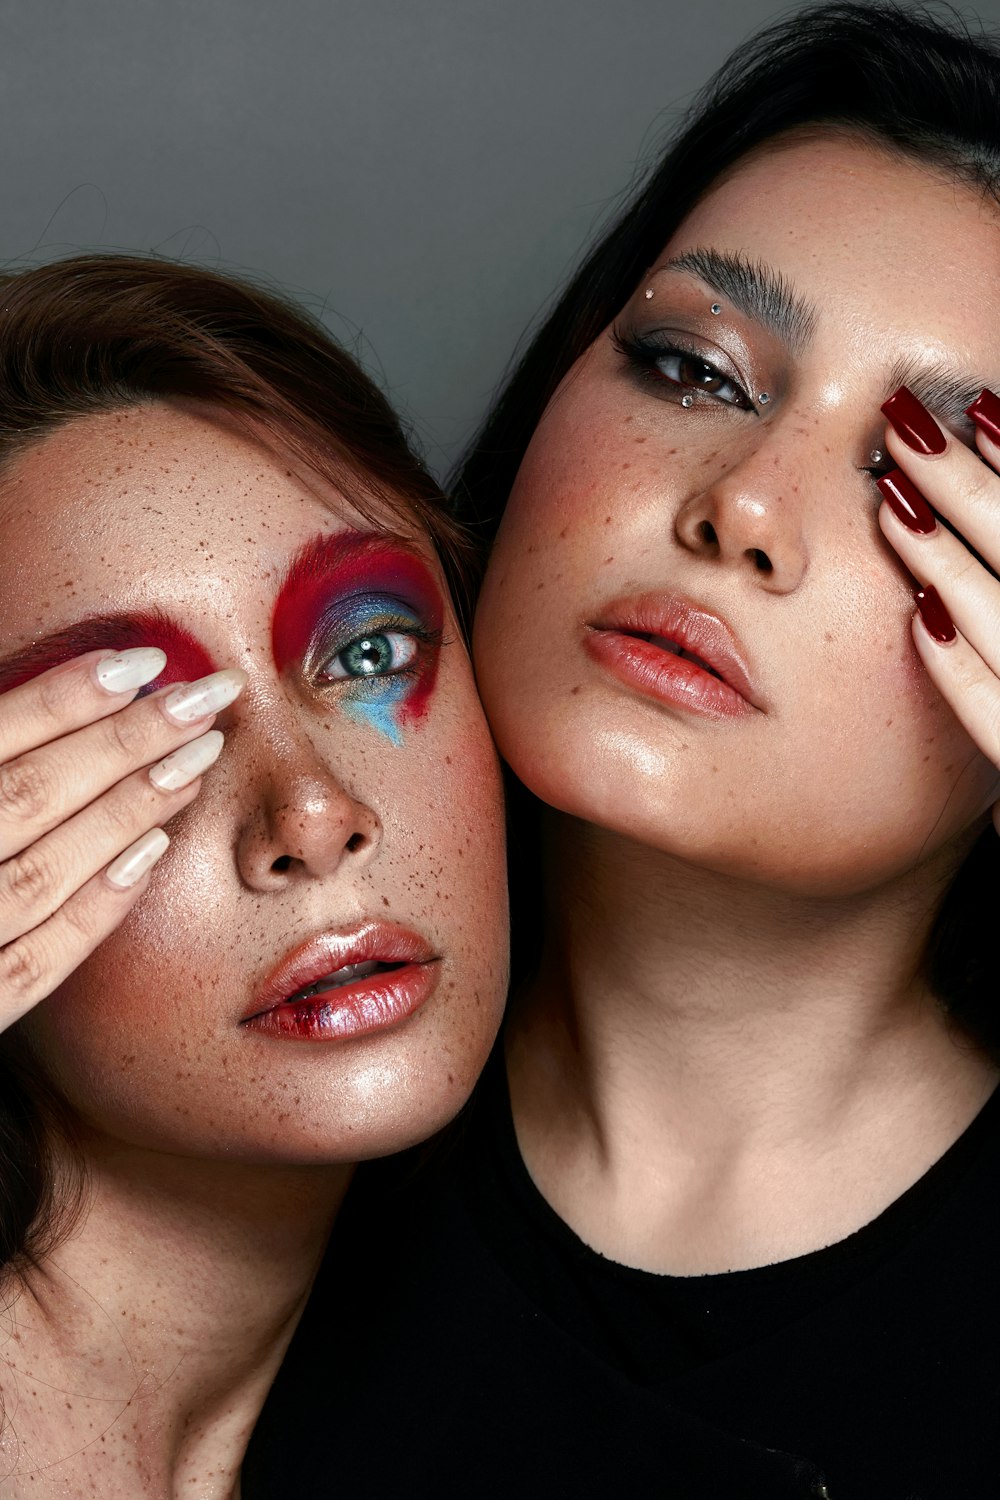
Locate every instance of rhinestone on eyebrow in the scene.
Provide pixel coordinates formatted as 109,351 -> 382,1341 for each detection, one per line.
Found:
710,303 -> 722,315
644,288 -> 655,300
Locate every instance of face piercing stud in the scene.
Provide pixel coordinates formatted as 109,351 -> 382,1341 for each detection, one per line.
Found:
710,303 -> 722,315
681,393 -> 695,408
644,287 -> 654,299
870,448 -> 885,465
757,392 -> 771,405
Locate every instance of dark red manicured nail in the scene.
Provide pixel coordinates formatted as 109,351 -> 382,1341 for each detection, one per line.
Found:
877,469 -> 936,534
965,388 -> 1000,444
914,585 -> 956,643
881,386 -> 947,455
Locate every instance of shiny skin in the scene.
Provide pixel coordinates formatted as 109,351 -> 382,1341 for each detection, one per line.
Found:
475,135 -> 1000,897
1,404 -> 508,1162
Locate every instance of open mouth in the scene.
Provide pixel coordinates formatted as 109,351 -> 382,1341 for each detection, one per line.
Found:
286,960 -> 409,1004
634,633 -> 724,681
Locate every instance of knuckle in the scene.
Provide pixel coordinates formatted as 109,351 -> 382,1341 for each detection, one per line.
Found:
0,937 -> 47,1004
32,666 -> 79,726
102,705 -> 151,763
0,847 -> 60,915
0,757 -> 54,824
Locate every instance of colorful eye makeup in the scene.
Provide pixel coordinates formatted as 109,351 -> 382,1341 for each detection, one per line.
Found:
272,532 -> 445,746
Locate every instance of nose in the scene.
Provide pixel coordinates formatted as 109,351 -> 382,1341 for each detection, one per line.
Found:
673,432 -> 809,593
235,715 -> 381,892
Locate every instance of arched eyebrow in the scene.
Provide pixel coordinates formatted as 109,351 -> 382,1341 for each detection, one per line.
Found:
657,249 -> 818,350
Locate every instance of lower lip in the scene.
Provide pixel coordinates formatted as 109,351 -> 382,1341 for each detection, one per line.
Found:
585,629 -> 753,719
243,960 -> 439,1042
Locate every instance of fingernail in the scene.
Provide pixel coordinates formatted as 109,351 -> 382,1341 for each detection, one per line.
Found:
914,585 -> 956,643
877,470 -> 936,534
163,669 -> 247,724
965,388 -> 1000,444
105,828 -> 170,889
148,729 -> 225,791
881,386 -> 947,455
93,647 -> 167,695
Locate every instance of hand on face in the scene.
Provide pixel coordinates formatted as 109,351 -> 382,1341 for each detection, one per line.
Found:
0,404 -> 507,1163
0,648 -> 246,1029
474,135 -> 1000,898
878,385 -> 1000,834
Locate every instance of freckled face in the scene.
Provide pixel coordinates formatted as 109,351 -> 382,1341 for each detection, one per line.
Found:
0,405 -> 508,1162
474,136 -> 1000,897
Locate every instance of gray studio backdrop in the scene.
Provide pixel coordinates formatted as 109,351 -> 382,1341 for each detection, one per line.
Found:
2,0 -> 998,476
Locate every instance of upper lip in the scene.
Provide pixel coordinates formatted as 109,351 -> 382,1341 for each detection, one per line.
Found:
244,920 -> 437,1022
589,592 -> 764,709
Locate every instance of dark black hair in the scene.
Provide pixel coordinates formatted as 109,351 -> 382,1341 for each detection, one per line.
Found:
453,1 -> 1000,1044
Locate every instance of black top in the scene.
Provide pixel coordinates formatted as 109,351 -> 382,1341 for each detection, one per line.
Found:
244,1048 -> 1000,1498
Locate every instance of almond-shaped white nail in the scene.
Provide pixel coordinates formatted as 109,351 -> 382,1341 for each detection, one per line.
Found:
93,647 -> 167,696
105,828 -> 170,890
148,729 -> 225,791
163,669 -> 247,724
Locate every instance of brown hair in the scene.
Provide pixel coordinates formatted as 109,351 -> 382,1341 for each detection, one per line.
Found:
0,252 -> 474,1279
0,253 -> 476,619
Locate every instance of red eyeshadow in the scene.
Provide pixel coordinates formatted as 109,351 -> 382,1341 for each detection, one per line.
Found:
272,532 -> 444,727
0,613 -> 215,695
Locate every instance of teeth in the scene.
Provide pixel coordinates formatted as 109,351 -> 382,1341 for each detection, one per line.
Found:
293,960 -> 383,1001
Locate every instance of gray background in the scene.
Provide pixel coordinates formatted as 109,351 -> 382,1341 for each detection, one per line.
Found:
1,0 -> 997,476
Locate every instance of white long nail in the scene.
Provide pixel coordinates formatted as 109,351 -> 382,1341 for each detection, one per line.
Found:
163,669 -> 247,724
148,730 -> 224,791
93,647 -> 167,695
105,828 -> 170,890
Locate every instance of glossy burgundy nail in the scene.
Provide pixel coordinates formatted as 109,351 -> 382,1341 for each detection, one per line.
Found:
881,385 -> 947,455
877,470 -> 936,534
914,585 -> 956,644
965,388 -> 1000,444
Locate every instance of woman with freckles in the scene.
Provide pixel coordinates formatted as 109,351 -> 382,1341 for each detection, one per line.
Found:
0,257 -> 508,1495
247,5 -> 1000,1497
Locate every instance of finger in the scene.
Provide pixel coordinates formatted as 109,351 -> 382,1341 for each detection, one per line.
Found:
0,832 -> 169,1032
0,669 -> 245,862
0,730 -> 223,948
878,497 -> 1000,679
0,647 -> 166,764
880,387 -> 1000,567
909,603 -> 1000,771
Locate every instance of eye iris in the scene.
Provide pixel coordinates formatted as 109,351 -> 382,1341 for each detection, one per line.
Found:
680,355 -> 724,392
340,635 -> 394,676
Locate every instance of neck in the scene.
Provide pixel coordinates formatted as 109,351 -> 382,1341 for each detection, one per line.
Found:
508,813 -> 996,1272
0,1135 -> 349,1498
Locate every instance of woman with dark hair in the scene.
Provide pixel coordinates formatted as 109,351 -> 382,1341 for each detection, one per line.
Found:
247,5 -> 1000,1497
0,255 -> 508,1494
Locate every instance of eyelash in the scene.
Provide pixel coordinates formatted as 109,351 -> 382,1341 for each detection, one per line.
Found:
614,324 -> 900,491
612,325 -> 754,411
314,612 -> 441,688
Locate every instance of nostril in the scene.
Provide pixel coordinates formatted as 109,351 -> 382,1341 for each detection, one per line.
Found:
750,548 -> 773,574
698,520 -> 718,547
345,832 -> 366,854
271,854 -> 292,874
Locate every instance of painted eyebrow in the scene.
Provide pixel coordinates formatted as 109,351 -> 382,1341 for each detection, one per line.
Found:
275,530 -> 423,596
656,248 -> 818,350
0,611 -> 210,694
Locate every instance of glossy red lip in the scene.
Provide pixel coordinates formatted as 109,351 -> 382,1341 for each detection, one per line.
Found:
244,921 -> 439,1042
586,593 -> 764,718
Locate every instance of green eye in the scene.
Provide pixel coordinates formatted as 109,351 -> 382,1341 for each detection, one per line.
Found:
323,631 -> 419,681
